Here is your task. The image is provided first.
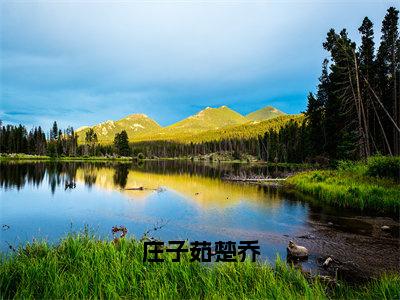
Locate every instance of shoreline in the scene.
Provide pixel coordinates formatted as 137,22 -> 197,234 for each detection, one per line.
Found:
0,154 -> 311,167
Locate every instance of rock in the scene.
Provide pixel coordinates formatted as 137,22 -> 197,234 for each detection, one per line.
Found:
287,241 -> 309,259
323,257 -> 333,268
381,225 -> 390,230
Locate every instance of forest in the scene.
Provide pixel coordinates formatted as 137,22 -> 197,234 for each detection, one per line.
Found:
260,6 -> 399,163
1,7 -> 399,164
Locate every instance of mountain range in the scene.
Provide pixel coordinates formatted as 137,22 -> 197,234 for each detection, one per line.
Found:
76,105 -> 293,144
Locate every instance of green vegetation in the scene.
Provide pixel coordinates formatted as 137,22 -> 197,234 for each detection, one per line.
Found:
126,115 -> 302,159
182,114 -> 302,144
246,106 -> 286,121
258,7 -> 400,164
1,235 -> 399,299
287,156 -> 400,214
113,130 -> 130,156
302,7 -> 399,161
365,156 -> 400,181
167,106 -> 248,131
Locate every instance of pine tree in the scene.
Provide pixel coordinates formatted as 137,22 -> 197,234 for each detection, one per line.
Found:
85,128 -> 98,156
114,130 -> 130,156
51,121 -> 58,141
358,16 -> 383,154
376,7 -> 399,155
306,59 -> 329,157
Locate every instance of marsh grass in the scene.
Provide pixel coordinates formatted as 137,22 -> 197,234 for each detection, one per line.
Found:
287,157 -> 400,214
1,235 -> 399,299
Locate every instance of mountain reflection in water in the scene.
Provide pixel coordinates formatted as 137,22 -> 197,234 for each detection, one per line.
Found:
1,161 -> 398,278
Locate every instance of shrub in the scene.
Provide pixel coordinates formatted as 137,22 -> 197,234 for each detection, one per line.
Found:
337,160 -> 357,171
366,156 -> 400,181
311,172 -> 326,182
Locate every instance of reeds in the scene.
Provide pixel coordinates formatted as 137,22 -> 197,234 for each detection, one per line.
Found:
1,234 -> 399,299
287,156 -> 400,214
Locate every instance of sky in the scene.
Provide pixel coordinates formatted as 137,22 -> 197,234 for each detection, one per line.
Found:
1,0 -> 398,130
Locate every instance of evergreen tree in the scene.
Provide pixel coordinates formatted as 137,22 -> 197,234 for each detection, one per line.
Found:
114,130 -> 131,156
85,128 -> 98,156
358,16 -> 382,154
50,121 -> 58,141
306,59 -> 329,157
376,7 -> 399,155
323,28 -> 370,159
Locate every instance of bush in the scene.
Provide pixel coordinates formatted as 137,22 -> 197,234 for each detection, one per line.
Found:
311,172 -> 326,182
366,156 -> 400,181
337,160 -> 357,171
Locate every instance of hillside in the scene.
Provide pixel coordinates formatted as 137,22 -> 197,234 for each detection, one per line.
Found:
246,106 -> 285,121
133,114 -> 304,143
76,114 -> 161,144
76,105 -> 295,144
168,106 -> 248,131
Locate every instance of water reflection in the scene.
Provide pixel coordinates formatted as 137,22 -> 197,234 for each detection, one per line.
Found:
0,161 -> 302,196
0,161 -> 307,254
1,161 -> 398,278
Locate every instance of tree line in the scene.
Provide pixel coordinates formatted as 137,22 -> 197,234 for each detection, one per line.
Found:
259,7 -> 399,163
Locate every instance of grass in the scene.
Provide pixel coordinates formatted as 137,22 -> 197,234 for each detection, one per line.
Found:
1,234 -> 399,299
286,157 -> 400,214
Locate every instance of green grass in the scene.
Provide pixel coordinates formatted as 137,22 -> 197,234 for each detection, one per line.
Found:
1,235 -> 399,299
286,157 -> 400,214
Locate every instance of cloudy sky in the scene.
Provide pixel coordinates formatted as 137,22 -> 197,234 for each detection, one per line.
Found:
1,0 -> 398,130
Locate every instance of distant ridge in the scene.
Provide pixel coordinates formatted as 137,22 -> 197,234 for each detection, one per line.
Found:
167,106 -> 248,131
76,105 -> 291,144
246,106 -> 285,121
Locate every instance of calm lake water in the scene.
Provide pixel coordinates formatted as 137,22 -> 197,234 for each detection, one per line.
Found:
1,161 -> 399,277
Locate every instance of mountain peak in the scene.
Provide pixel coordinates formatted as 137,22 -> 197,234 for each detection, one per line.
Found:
169,105 -> 247,131
124,113 -> 149,120
75,104 -> 288,144
76,113 -> 161,143
246,106 -> 285,121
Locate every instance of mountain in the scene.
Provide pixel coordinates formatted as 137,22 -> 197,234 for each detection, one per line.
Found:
76,105 -> 290,144
135,114 -> 303,143
128,106 -> 250,142
76,114 -> 161,143
246,106 -> 285,121
167,106 -> 248,131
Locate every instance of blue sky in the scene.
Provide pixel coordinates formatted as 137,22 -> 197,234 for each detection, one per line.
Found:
1,1 -> 398,130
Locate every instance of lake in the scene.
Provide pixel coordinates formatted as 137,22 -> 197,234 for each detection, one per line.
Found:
1,161 -> 399,278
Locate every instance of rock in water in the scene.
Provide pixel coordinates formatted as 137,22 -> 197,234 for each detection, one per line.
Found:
323,257 -> 333,268
287,240 -> 309,259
